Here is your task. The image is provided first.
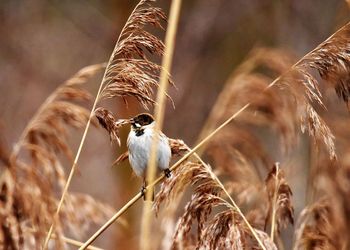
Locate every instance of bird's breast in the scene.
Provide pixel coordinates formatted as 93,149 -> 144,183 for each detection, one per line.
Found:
127,128 -> 171,176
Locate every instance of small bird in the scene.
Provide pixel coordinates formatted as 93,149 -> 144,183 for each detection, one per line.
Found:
127,113 -> 172,200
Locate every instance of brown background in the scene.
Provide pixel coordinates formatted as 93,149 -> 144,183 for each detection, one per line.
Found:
0,0 -> 348,249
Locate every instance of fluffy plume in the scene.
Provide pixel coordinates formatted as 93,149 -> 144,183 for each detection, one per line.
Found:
60,193 -> 121,239
202,26 -> 350,159
98,0 -> 172,109
155,162 -> 221,248
206,128 -> 270,215
168,138 -> 188,156
308,153 -> 350,248
300,104 -> 335,158
295,109 -> 350,249
154,162 -> 220,214
0,169 -> 20,250
265,163 -> 294,238
0,64 -> 118,248
0,131 -> 9,166
12,63 -> 105,160
272,22 -> 350,157
200,49 -> 296,213
199,210 -> 244,250
181,27 -> 350,247
94,108 -> 129,146
155,161 -> 277,250
294,200 -> 344,250
298,22 -> 350,107
207,125 -> 272,172
199,48 -> 297,151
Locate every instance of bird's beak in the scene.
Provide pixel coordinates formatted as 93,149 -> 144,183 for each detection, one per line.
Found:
129,118 -> 140,128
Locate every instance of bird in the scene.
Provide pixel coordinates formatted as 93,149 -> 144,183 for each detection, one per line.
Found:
127,113 -> 172,200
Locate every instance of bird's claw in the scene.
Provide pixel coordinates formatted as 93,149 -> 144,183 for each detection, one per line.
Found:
140,186 -> 146,199
164,168 -> 171,178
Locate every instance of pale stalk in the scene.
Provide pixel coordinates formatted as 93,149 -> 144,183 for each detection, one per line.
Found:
43,109 -> 97,249
52,234 -> 104,250
29,228 -> 103,250
140,0 -> 182,250
42,2 -> 142,247
79,104 -> 250,250
270,165 -> 280,241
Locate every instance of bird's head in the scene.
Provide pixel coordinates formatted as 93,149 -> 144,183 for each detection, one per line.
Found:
130,113 -> 155,129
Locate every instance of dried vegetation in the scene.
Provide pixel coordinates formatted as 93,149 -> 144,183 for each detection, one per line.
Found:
0,64 -> 116,249
1,0 -> 350,249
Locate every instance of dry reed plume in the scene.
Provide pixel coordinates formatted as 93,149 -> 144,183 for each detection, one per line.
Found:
155,161 -> 277,250
43,0 -> 171,247
150,22 -> 350,250
98,0 -> 171,109
2,1 -> 350,250
0,64 -> 117,249
265,163 -> 294,241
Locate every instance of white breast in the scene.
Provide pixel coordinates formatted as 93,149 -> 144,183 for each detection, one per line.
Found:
127,124 -> 171,177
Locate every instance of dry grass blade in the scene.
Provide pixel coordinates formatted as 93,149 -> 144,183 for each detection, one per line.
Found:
265,163 -> 294,242
254,230 -> 278,250
24,228 -> 104,250
112,151 -> 130,166
223,74 -> 299,151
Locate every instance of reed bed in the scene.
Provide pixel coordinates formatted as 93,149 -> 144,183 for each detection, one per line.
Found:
1,0 -> 350,249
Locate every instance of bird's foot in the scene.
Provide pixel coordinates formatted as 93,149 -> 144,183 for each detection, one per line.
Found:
164,168 -> 171,178
140,186 -> 146,200
140,185 -> 154,201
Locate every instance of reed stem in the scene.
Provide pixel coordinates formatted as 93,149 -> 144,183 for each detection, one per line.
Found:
140,0 -> 182,249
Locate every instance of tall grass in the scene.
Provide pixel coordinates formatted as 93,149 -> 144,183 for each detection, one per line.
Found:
1,1 -> 350,250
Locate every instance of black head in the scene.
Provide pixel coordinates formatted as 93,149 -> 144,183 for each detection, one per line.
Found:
130,113 -> 154,128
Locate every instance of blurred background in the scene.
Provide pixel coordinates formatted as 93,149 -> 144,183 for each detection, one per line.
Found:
0,0 -> 349,249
